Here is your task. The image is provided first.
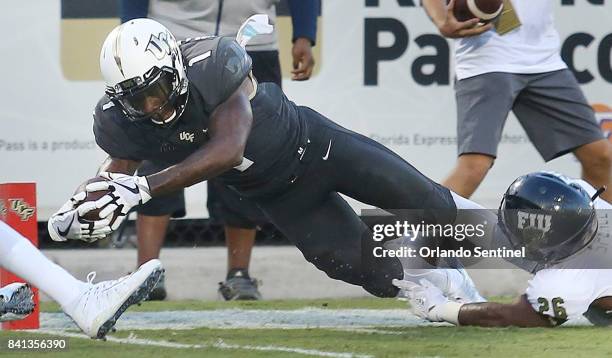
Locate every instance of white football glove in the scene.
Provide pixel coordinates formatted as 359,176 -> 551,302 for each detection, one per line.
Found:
47,192 -> 113,243
86,172 -> 152,231
393,278 -> 462,324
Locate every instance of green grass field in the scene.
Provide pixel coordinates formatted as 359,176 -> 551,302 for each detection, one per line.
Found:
1,298 -> 611,358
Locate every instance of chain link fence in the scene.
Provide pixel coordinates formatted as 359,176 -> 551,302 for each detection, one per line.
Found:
38,220 -> 289,249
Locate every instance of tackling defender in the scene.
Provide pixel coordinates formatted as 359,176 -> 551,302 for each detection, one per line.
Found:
396,172 -> 612,327
50,17 -> 508,300
0,220 -> 163,338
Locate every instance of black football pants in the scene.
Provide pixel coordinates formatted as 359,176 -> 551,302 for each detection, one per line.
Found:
254,108 -> 457,297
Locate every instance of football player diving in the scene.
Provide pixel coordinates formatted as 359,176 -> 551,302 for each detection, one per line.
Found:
48,17 -> 539,303
395,171 -> 612,327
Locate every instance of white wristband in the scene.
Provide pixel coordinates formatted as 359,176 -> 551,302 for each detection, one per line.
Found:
436,301 -> 464,325
135,176 -> 152,203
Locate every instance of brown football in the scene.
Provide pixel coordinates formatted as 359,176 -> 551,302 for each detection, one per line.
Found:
73,177 -> 113,222
453,0 -> 504,23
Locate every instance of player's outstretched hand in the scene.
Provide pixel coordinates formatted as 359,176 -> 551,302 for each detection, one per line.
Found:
438,0 -> 493,38
393,278 -> 452,322
48,193 -> 113,243
85,172 -> 152,231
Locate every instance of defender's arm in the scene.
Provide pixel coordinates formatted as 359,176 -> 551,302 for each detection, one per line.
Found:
458,295 -> 554,327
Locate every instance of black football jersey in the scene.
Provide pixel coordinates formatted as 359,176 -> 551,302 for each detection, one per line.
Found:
93,36 -> 307,197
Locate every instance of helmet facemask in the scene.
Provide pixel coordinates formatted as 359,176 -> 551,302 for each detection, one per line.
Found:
107,66 -> 187,125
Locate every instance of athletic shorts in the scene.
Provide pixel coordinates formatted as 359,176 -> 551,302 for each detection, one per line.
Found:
455,69 -> 604,161
135,50 -> 280,223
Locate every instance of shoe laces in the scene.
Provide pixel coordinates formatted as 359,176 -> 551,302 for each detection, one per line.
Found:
84,271 -> 129,300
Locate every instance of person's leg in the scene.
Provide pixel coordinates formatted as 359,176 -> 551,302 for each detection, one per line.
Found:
137,214 -> 170,265
208,179 -> 265,300
443,73 -> 523,197
0,221 -> 85,306
0,221 -> 163,337
225,226 -> 255,273
258,186 -> 403,297
511,69 -> 611,202
135,161 -> 186,300
443,154 -> 495,198
574,139 -> 612,202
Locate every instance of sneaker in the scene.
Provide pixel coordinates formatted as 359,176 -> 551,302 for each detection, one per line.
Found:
218,269 -> 261,301
146,271 -> 167,301
445,268 -> 487,303
0,283 -> 35,322
62,259 -> 164,339
402,268 -> 486,304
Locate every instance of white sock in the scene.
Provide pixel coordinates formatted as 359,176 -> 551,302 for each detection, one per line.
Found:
451,191 -> 486,210
0,221 -> 85,306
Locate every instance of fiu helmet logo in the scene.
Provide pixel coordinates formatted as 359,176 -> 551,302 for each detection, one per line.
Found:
9,199 -> 35,221
146,32 -> 172,60
517,211 -> 551,234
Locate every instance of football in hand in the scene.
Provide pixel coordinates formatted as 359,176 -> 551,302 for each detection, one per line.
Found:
452,0 -> 504,23
73,177 -> 114,222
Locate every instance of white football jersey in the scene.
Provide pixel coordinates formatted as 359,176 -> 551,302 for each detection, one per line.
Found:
455,0 -> 567,80
525,180 -> 612,324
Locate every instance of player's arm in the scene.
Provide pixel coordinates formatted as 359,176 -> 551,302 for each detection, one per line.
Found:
458,295 -> 554,327
145,78 -> 253,196
422,0 -> 492,38
395,279 -> 555,328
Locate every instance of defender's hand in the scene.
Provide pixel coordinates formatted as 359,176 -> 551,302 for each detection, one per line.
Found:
86,172 -> 152,231
393,278 -> 459,322
48,193 -> 112,242
437,0 -> 493,38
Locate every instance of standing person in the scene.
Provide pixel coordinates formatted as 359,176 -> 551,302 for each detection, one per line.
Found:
422,0 -> 612,202
118,0 -> 318,300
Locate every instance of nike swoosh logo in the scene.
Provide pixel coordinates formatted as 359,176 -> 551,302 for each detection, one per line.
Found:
114,182 -> 140,194
322,140 -> 332,161
58,216 -> 75,237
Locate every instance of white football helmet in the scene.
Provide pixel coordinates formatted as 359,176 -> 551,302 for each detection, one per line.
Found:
100,18 -> 188,125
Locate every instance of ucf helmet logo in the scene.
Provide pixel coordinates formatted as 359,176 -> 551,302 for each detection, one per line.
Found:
146,32 -> 172,60
9,199 -> 35,221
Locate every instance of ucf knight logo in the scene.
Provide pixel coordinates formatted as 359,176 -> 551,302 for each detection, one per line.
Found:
9,199 -> 35,221
517,211 -> 552,233
146,32 -> 172,60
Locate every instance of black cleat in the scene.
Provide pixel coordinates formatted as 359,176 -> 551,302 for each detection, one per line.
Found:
218,269 -> 262,301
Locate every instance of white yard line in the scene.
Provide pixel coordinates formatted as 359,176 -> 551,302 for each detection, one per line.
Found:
40,308 -> 427,331
33,329 -> 373,358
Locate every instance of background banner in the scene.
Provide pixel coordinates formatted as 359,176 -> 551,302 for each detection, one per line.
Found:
1,0 -> 610,219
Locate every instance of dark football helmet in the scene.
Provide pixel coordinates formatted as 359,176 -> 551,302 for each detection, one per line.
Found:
498,171 -> 600,264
